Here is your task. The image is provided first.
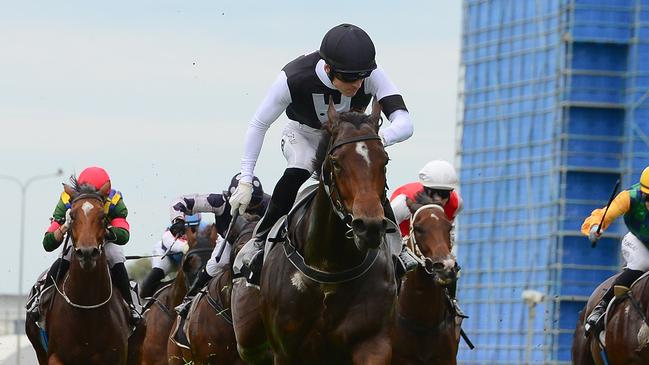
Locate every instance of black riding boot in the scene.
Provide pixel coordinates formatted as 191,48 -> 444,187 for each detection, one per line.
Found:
139,267 -> 166,299
111,263 -> 140,325
175,268 -> 214,319
585,268 -> 644,335
246,168 -> 311,285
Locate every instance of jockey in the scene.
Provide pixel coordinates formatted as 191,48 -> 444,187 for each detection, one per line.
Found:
390,159 -> 466,317
36,166 -> 139,324
582,166 -> 649,334
156,173 -> 270,320
138,213 -> 201,299
229,23 -> 415,285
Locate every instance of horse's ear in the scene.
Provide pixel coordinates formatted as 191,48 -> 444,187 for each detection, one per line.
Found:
326,96 -> 339,133
98,181 -> 111,197
369,98 -> 382,133
63,183 -> 76,199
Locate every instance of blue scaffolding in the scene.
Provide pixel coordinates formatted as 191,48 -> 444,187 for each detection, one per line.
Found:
457,0 -> 649,363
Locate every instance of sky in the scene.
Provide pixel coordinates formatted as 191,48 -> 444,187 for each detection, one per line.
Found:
0,1 -> 462,294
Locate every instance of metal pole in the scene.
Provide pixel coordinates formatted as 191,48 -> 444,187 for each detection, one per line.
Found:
0,169 -> 62,365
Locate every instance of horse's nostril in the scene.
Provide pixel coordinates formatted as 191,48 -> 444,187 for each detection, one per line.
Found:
381,218 -> 388,230
92,248 -> 100,257
432,262 -> 445,271
74,249 -> 83,257
351,219 -> 366,233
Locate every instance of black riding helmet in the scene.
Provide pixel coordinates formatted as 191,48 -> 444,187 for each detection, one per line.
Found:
225,173 -> 264,206
319,23 -> 377,81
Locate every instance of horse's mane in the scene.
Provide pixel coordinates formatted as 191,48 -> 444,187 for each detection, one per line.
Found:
68,175 -> 100,196
311,110 -> 378,178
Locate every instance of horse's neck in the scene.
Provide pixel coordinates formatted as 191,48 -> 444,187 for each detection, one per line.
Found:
298,184 -> 365,271
169,269 -> 188,307
399,268 -> 450,324
66,255 -> 112,305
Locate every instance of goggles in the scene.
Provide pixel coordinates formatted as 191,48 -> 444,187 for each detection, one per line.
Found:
425,188 -> 452,200
332,69 -> 372,83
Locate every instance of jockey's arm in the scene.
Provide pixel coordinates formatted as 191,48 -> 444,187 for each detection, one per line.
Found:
169,193 -> 228,222
240,71 -> 292,183
580,190 -> 630,236
42,199 -> 69,251
107,200 -> 130,245
364,66 -> 413,147
390,194 -> 410,225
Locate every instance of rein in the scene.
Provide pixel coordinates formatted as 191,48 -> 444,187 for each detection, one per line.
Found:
52,264 -> 114,309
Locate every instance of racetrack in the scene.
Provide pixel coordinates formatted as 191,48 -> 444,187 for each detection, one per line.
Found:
0,335 -> 36,365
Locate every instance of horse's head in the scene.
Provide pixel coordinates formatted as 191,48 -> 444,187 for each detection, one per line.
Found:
407,193 -> 458,286
322,99 -> 388,251
63,180 -> 110,271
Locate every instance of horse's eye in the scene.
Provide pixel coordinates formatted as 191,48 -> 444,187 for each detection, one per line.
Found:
331,159 -> 341,171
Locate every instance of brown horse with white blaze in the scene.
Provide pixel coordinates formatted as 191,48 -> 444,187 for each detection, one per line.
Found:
393,194 -> 461,365
233,100 -> 397,364
27,181 -> 131,365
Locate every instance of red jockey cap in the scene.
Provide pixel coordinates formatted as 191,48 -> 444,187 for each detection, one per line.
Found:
77,166 -> 111,191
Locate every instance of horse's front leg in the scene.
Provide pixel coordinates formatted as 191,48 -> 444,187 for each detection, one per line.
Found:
352,333 -> 392,365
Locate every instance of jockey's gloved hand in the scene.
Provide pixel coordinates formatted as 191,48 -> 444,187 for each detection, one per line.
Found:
229,180 -> 253,215
62,209 -> 73,232
169,218 -> 186,238
589,225 -> 601,243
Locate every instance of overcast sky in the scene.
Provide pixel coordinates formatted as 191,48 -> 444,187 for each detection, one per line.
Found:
0,1 -> 461,294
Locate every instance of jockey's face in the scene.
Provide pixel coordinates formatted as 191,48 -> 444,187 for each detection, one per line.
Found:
643,192 -> 649,209
425,187 -> 451,206
325,64 -> 365,97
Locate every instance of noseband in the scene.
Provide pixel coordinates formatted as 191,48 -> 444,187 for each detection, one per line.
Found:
322,134 -> 384,234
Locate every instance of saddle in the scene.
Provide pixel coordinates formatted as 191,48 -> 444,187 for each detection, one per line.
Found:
170,289 -> 206,349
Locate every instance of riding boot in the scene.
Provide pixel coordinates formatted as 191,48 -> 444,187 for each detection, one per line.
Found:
585,268 -> 644,335
175,268 -> 213,319
245,168 -> 311,286
448,280 -> 468,318
139,267 -> 166,299
111,263 -> 141,325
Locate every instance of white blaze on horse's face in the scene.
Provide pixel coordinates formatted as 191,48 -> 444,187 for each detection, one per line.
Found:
355,142 -> 371,166
81,201 -> 94,217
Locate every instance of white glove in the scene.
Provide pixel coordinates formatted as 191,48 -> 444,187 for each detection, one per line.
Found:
589,225 -> 601,243
229,180 -> 253,215
62,209 -> 73,231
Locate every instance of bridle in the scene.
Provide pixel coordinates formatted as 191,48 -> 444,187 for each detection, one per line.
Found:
322,133 -> 386,237
407,203 -> 457,277
52,191 -> 113,309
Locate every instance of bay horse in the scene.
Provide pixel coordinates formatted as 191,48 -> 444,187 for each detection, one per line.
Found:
139,222 -> 215,365
233,100 -> 397,364
26,181 -> 130,365
393,194 -> 461,365
572,273 -> 649,364
167,214 -> 259,365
